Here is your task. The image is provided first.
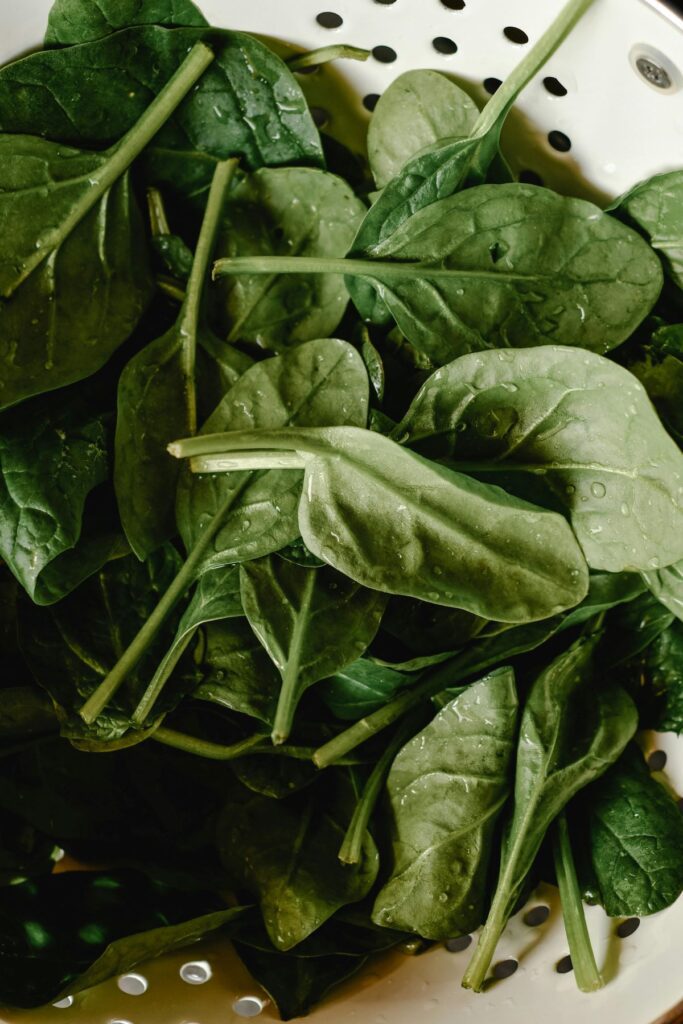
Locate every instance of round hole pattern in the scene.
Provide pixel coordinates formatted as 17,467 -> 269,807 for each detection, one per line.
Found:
519,169 -> 544,185
310,105 -> 330,127
548,130 -> 572,152
363,93 -> 381,111
483,77 -> 502,94
372,44 -> 398,63
233,995 -> 268,1017
492,958 -> 518,980
648,749 -> 668,772
556,955 -> 573,974
440,0 -> 466,8
503,26 -> 529,44
316,11 -> 343,28
636,55 -> 672,89
543,76 -> 568,97
445,935 -> 472,953
375,0 -> 398,4
52,996 -> 74,1009
117,973 -> 149,996
179,961 -> 212,985
433,36 -> 457,55
617,917 -> 641,938
523,905 -> 550,927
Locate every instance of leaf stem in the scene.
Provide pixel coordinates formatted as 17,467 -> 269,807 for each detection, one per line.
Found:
213,255 -> 536,282
338,717 -> 417,864
78,490 -> 237,725
131,629 -> 196,726
179,158 -> 239,435
271,569 -> 317,745
553,812 -> 604,992
287,44 -> 370,70
147,187 -> 172,236
151,727 -> 267,759
191,451 -> 307,473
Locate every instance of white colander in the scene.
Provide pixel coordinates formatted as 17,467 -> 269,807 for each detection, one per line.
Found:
3,2 -> 683,1023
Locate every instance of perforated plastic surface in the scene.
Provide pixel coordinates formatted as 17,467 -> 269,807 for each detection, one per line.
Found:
3,2 -> 683,1023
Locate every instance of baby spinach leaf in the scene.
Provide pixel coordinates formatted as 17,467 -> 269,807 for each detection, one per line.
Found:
642,560 -> 683,621
320,659 -> 413,721
232,752 -> 318,799
217,776 -> 379,950
632,621 -> 683,734
367,69 -> 479,190
184,426 -> 589,622
195,618 -> 281,724
601,591 -> 674,668
583,744 -> 683,916
350,0 -> 593,268
240,555 -> 387,743
175,339 -> 369,573
0,42 -> 218,409
396,345 -> 683,573
115,159 -> 238,560
0,27 -> 323,174
627,324 -> 683,448
372,668 -> 518,939
558,572 -> 646,632
381,596 -> 486,656
612,170 -> 683,290
214,168 -> 366,351
462,638 -> 637,991
45,0 -> 207,45
17,547 -> 186,747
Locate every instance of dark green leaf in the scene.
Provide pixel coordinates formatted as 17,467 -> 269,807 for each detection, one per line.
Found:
320,659 -> 413,721
0,687 -> 57,739
45,0 -> 207,45
373,668 -> 518,939
195,618 -> 281,724
627,324 -> 683,447
632,621 -> 683,734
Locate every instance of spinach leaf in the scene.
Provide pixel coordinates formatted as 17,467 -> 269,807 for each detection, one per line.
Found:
642,560 -> 683,621
214,168 -> 366,350
0,42 -> 217,409
349,0 -> 593,269
232,753 -> 318,799
181,425 -> 589,622
45,0 -> 207,45
320,659 -> 413,721
114,159 -> 238,559
240,555 -> 387,743
396,345 -> 683,572
0,687 -> 57,739
612,170 -> 683,290
367,69 -> 479,190
175,339 -> 369,573
601,591 -> 674,668
0,389 -> 126,603
195,618 -> 281,724
381,596 -> 486,656
0,867 -> 245,1009
0,27 -> 323,173
372,668 -> 518,939
627,323 -> 683,448
17,547 -> 186,747
631,621 -> 683,734
461,638 -> 637,991
217,776 -> 379,950
583,744 -> 683,915
558,572 -> 646,632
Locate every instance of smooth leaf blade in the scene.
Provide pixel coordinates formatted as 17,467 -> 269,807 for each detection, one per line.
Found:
45,0 -> 208,46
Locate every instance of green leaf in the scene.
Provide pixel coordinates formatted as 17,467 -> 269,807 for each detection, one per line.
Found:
114,160 -> 238,559
372,668 -> 518,939
214,168 -> 366,350
0,687 -> 56,739
396,345 -> 683,572
175,339 -> 370,573
45,0 -> 207,45
17,547 -> 187,747
217,776 -> 379,950
240,555 -> 387,743
612,170 -> 683,289
187,425 -> 589,622
462,638 -> 637,991
232,753 -> 318,800
367,70 -> 479,190
601,591 -> 674,668
642,560 -> 683,621
627,323 -> 683,447
0,27 -> 323,173
633,621 -> 683,734
320,659 -> 413,721
381,596 -> 486,656
558,572 -> 646,632
583,744 -> 683,916
348,186 -> 662,362
195,618 -> 281,724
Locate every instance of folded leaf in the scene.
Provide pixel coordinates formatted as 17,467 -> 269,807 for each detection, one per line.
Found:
612,170 -> 683,289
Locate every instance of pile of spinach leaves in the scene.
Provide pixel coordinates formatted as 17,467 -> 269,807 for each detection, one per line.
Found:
2,0 -> 683,1016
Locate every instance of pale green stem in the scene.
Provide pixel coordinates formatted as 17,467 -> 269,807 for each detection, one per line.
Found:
147,187 -> 172,236
191,451 -> 307,473
287,44 -> 370,70
131,629 -> 197,727
553,812 -> 604,992
213,255 -> 536,282
79,490 -> 237,725
151,727 -> 267,760
178,158 -> 239,435
11,42 -> 214,297
157,276 -> 187,302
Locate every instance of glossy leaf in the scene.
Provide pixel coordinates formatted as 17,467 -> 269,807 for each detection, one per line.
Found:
367,70 -> 479,189
195,618 -> 281,724
175,339 -> 369,573
217,777 -> 379,950
45,0 -> 207,45
632,621 -> 683,734
320,659 -> 413,721
583,745 -> 683,916
642,560 -> 683,622
373,669 -> 518,939
613,169 -> 683,289
240,555 -> 387,742
462,638 -> 637,990
214,168 -> 366,350
396,345 -> 683,572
